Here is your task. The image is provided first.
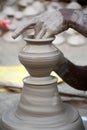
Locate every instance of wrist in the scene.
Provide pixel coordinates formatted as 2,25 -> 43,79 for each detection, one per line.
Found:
59,9 -> 74,22
70,10 -> 82,22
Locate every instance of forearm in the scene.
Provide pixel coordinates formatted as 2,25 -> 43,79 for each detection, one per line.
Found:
54,57 -> 87,91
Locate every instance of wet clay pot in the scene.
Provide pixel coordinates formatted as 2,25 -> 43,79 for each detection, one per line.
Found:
2,36 -> 85,130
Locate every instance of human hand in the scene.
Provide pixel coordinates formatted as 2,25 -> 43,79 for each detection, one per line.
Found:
12,10 -> 68,39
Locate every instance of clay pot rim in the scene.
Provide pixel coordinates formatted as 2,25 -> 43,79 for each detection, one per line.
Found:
24,35 -> 54,43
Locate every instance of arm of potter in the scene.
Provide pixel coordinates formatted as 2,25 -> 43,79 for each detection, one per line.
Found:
55,9 -> 87,91
12,9 -> 87,39
54,56 -> 87,91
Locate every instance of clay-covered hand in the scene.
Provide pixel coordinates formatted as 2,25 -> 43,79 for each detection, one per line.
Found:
12,10 -> 68,39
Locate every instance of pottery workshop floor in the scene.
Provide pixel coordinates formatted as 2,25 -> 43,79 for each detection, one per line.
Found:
0,34 -> 87,129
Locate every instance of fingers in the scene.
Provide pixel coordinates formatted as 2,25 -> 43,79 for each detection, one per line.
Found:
42,30 -> 52,38
35,22 -> 55,39
35,28 -> 46,39
12,20 -> 36,39
42,28 -> 59,39
35,29 -> 56,39
34,22 -> 44,38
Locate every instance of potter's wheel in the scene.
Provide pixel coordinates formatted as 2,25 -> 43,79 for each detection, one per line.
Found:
82,117 -> 87,130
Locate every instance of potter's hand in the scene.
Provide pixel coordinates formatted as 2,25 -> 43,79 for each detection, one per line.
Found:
12,10 -> 68,39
